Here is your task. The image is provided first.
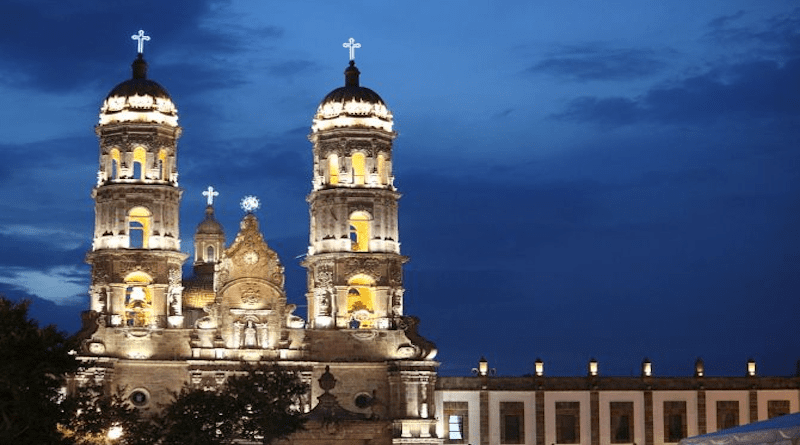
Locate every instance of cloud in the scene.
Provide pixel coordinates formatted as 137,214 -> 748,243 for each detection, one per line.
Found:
0,0 -> 273,94
554,57 -> 800,126
705,7 -> 800,59
528,45 -> 666,81
0,265 -> 88,306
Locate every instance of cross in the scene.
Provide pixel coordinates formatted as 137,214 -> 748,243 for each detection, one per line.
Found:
343,37 -> 361,61
202,186 -> 219,206
131,30 -> 150,54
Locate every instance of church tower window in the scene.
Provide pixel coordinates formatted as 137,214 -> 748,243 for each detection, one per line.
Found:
347,274 -> 375,328
158,149 -> 167,180
123,271 -> 153,327
329,155 -> 339,185
110,148 -> 121,180
377,154 -> 387,185
206,245 -> 215,263
127,206 -> 151,248
349,211 -> 371,252
133,146 -> 147,179
352,152 -> 366,185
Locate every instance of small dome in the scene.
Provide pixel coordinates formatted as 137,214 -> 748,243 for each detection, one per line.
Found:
312,61 -> 393,133
196,205 -> 224,235
99,54 -> 178,127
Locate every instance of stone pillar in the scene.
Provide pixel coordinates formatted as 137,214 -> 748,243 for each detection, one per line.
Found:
697,389 -> 707,435
590,390 -> 599,445
749,390 -> 758,423
644,390 -> 653,445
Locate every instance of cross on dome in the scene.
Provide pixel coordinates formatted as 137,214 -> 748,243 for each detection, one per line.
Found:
202,186 -> 219,206
343,38 -> 361,61
131,30 -> 150,54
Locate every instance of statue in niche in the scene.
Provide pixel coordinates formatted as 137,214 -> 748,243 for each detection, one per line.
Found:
243,320 -> 258,348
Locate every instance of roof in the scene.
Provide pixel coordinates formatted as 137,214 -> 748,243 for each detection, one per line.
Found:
680,413 -> 800,445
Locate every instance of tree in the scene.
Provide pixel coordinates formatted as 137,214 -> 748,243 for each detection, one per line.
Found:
59,382 -> 154,445
0,297 -> 77,444
157,366 -> 308,445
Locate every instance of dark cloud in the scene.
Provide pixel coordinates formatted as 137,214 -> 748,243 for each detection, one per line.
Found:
0,0 -> 272,94
705,7 -> 800,58
528,45 -> 666,81
554,57 -> 800,126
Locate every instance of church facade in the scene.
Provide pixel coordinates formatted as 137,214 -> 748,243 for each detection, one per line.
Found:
76,41 -> 439,445
74,38 -> 799,445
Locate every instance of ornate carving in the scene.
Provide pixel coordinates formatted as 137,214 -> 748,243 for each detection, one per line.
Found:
398,316 -> 438,360
343,258 -> 382,279
240,285 -> 262,305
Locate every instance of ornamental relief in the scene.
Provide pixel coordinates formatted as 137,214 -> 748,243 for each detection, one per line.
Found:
343,258 -> 382,280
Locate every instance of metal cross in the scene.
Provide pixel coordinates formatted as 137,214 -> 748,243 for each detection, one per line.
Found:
202,186 -> 219,206
343,38 -> 361,61
131,30 -> 151,54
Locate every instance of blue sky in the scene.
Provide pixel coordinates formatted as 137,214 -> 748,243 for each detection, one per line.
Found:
0,0 -> 798,377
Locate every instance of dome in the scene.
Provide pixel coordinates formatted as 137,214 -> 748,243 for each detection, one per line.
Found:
99,54 -> 178,127
196,205 -> 224,235
311,61 -> 393,133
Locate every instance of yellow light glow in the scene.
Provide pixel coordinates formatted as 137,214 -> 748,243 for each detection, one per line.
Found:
107,425 -> 123,440
100,94 -> 178,126
311,99 -> 393,132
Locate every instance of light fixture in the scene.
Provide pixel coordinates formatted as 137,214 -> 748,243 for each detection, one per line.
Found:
642,358 -> 652,377
478,357 -> 489,376
588,358 -> 598,376
107,424 -> 123,441
535,358 -> 544,377
747,358 -> 757,377
695,358 -> 704,377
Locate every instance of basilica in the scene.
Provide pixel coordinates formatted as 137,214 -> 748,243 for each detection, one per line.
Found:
75,36 -> 799,445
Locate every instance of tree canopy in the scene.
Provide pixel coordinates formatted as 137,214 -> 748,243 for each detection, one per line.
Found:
0,297 -> 77,444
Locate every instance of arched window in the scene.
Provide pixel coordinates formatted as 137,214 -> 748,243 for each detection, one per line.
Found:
352,152 -> 366,185
347,274 -> 375,329
128,207 -> 151,248
133,146 -> 147,180
124,271 -> 152,327
158,149 -> 168,180
349,211 -> 371,252
328,155 -> 339,185
377,154 -> 387,185
110,148 -> 121,180
206,245 -> 215,263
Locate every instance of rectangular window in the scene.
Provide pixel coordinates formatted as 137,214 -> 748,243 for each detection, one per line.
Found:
444,402 -> 469,443
663,401 -> 687,443
556,401 -> 580,444
610,402 -> 634,443
768,400 -> 790,419
500,401 -> 525,444
716,401 -> 739,430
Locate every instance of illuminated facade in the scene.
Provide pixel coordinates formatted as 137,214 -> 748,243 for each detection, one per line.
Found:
76,46 -> 440,445
73,42 -> 798,445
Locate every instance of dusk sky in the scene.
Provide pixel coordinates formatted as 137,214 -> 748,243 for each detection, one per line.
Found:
0,1 -> 798,377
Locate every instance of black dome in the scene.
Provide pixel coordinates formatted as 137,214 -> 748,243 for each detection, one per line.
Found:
105,54 -> 171,100
318,61 -> 385,107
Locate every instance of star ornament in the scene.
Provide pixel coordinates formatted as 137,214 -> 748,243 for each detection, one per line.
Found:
240,195 -> 260,213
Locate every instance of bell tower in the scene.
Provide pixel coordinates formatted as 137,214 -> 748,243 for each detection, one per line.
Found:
303,57 -> 405,330
85,37 -> 187,330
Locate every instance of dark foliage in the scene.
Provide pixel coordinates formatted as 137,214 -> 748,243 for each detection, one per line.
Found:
0,297 -> 77,444
156,366 -> 308,445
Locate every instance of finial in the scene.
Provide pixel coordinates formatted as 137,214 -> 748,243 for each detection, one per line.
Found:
343,37 -> 360,61
240,195 -> 260,213
131,30 -> 151,55
344,60 -> 360,87
202,186 -> 219,206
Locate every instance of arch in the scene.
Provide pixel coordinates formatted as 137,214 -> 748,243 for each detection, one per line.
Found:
377,154 -> 387,185
158,149 -> 168,180
110,148 -> 121,180
347,274 -> 375,329
123,271 -> 153,327
349,211 -> 371,252
206,245 -> 215,263
133,146 -> 147,179
127,206 -> 151,248
328,154 -> 339,185
352,152 -> 366,185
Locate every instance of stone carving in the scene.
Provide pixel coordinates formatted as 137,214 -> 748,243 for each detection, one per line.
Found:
398,316 -> 438,360
344,258 -> 382,280
195,303 -> 219,329
240,285 -> 261,305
